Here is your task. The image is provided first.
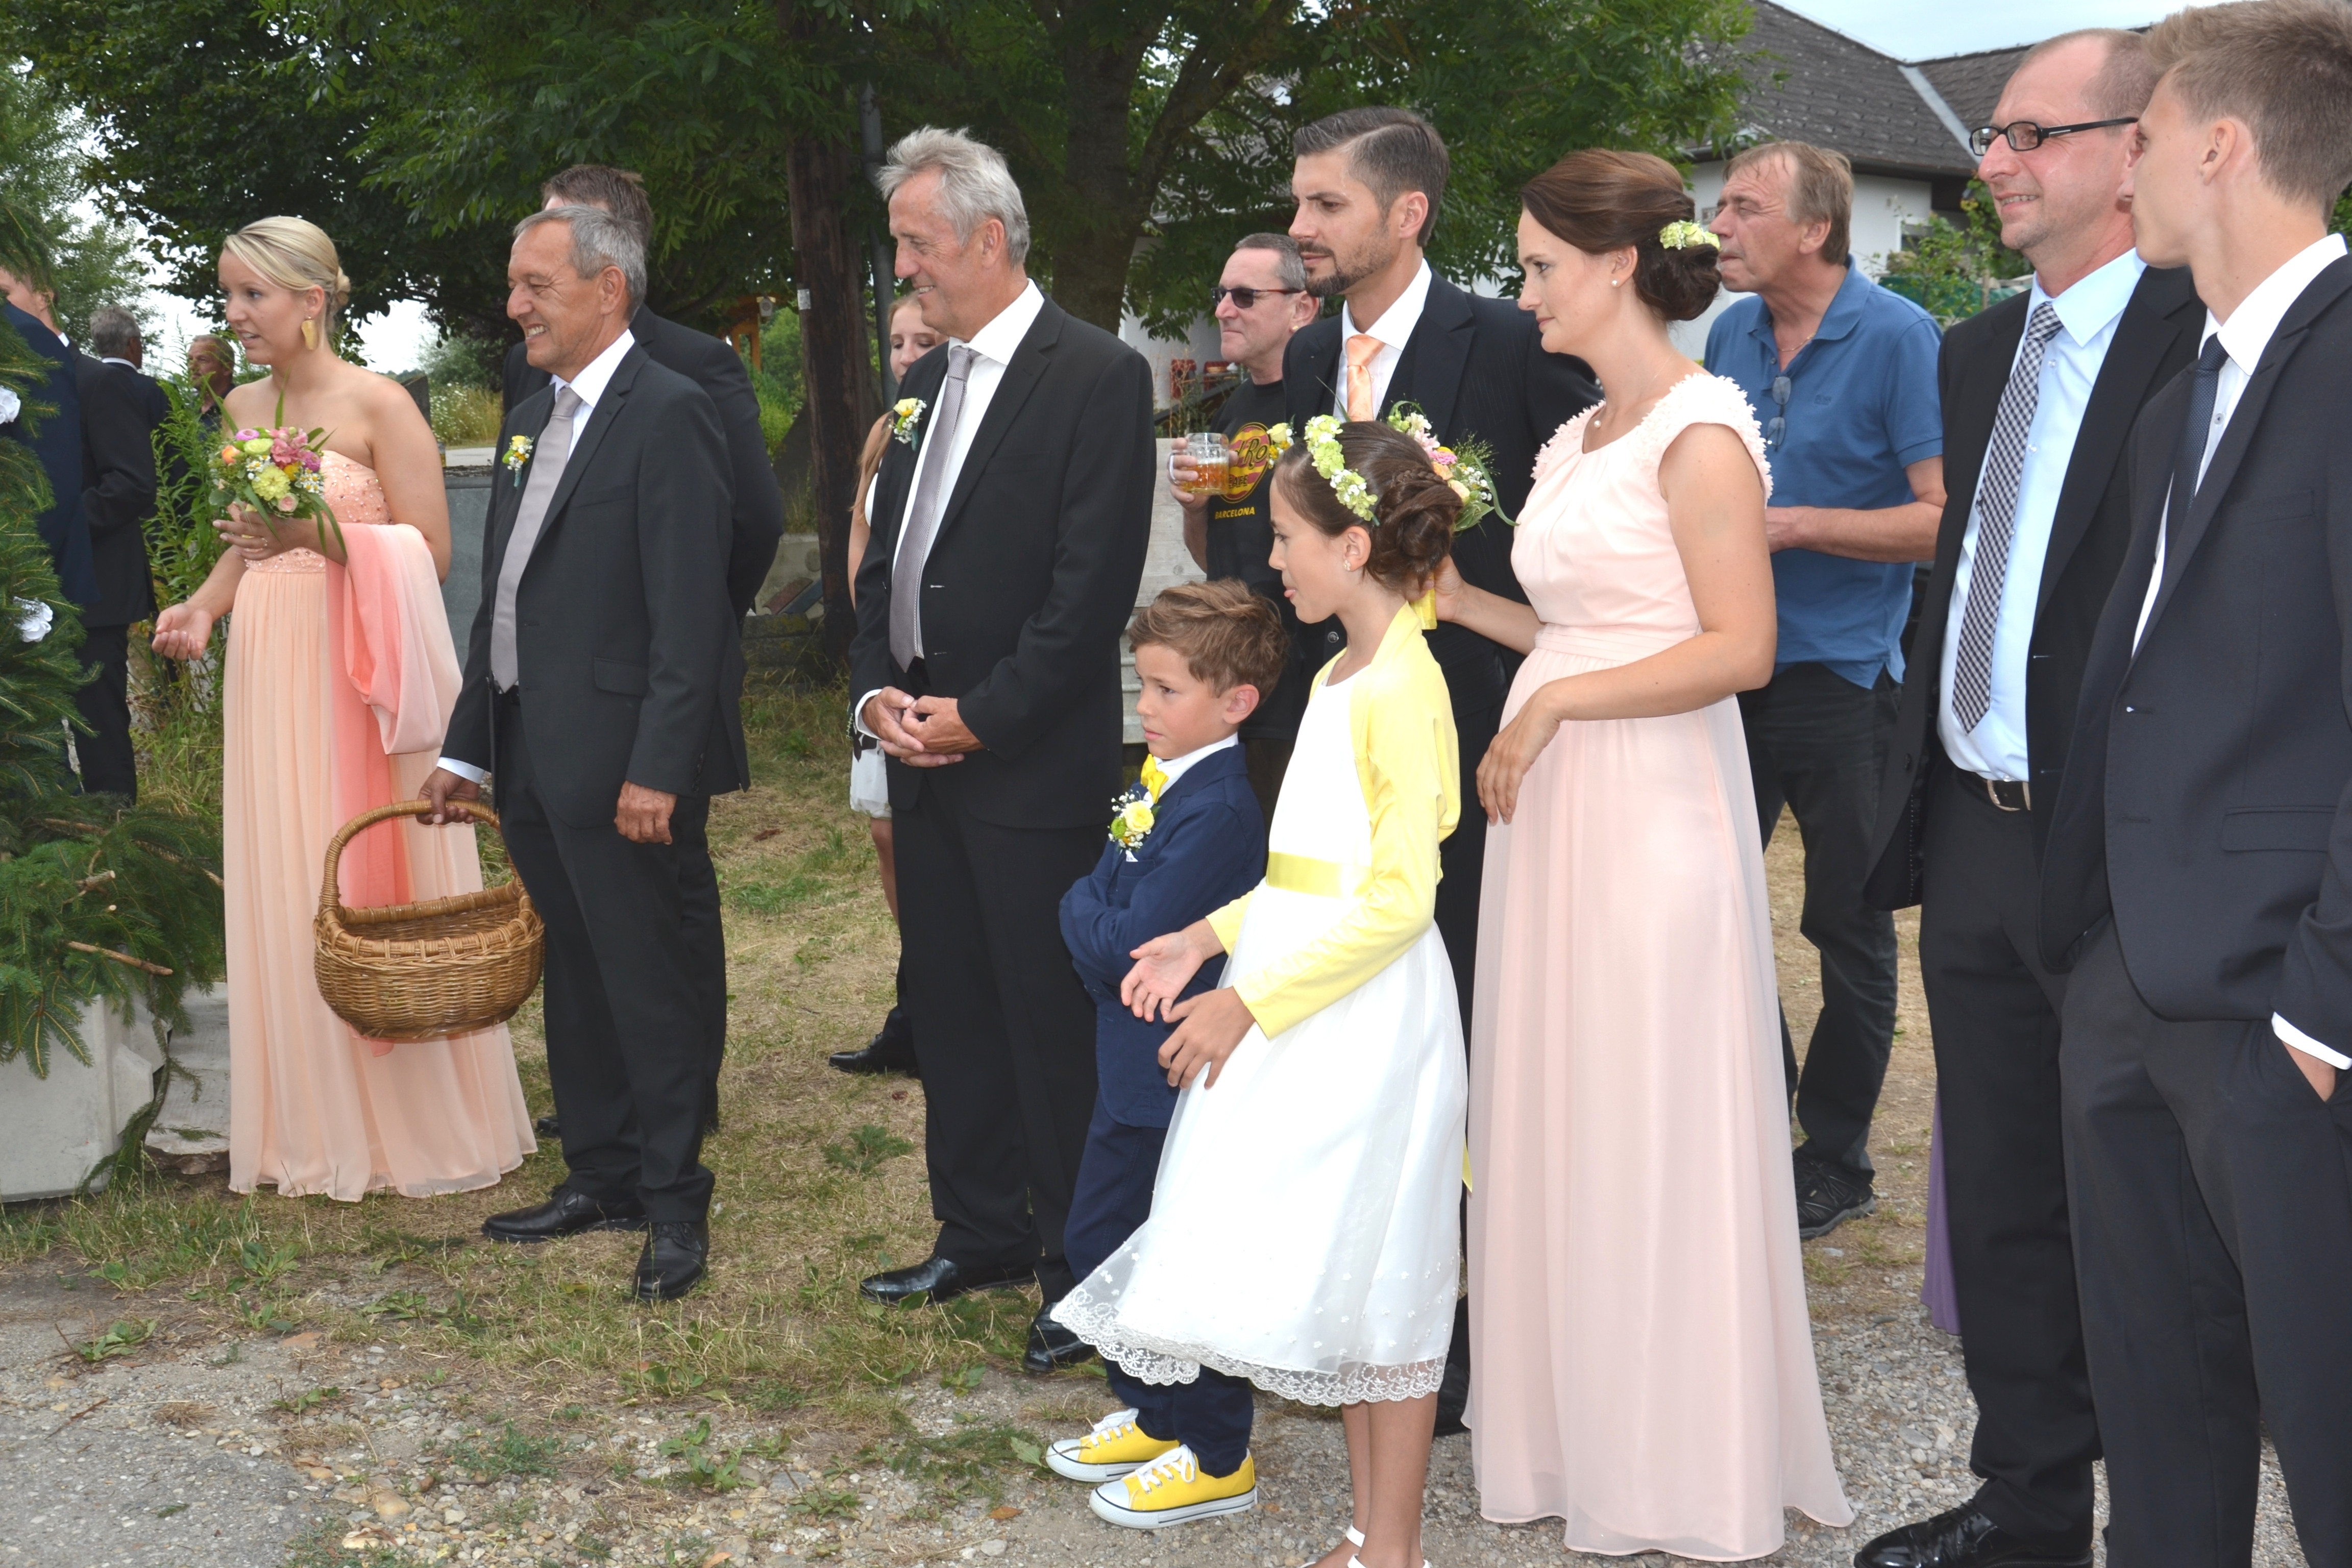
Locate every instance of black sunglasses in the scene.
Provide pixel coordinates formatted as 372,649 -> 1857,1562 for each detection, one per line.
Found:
1765,374 -> 1792,450
1211,285 -> 1304,310
1970,117 -> 2137,157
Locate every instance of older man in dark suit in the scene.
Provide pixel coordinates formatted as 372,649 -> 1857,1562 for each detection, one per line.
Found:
1855,31 -> 2197,1568
425,203 -> 740,1304
850,128 -> 1154,1374
2039,4 -> 2352,1560
502,165 -> 782,1142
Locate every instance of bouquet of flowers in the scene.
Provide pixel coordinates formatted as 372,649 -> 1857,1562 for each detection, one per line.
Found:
208,393 -> 340,553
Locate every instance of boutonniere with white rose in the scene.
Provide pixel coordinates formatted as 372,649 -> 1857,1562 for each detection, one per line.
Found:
890,397 -> 927,447
1107,779 -> 1157,850
502,433 -> 533,487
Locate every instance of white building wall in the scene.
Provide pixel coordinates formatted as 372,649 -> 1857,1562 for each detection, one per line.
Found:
1672,161 -> 1939,362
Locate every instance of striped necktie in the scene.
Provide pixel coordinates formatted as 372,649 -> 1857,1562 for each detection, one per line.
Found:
1949,303 -> 2062,736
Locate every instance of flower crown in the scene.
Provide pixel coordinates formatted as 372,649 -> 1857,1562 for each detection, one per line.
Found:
1261,406 -> 1507,534
1659,220 -> 1720,251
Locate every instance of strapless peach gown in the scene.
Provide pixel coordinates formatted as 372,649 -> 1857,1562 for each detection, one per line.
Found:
1465,376 -> 1851,1558
224,452 -> 533,1200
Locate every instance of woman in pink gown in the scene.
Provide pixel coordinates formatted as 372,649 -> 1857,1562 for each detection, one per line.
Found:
1436,154 -> 1851,1558
153,217 -> 533,1200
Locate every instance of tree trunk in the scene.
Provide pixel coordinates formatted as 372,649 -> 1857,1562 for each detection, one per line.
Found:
786,131 -> 877,666
1045,38 -> 1151,331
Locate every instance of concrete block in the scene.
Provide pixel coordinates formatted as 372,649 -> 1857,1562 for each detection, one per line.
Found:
0,998 -> 167,1201
144,983 -> 229,1176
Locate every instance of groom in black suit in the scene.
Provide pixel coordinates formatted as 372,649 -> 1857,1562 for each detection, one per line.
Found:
2039,5 -> 2352,1559
426,203 -> 741,1304
502,165 -> 783,1143
850,128 -> 1154,1373
1282,106 -> 1598,1434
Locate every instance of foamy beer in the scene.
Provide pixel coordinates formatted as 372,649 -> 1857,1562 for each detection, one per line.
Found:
1182,432 -> 1230,497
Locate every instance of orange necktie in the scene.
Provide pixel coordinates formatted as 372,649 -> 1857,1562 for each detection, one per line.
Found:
1344,333 -> 1382,421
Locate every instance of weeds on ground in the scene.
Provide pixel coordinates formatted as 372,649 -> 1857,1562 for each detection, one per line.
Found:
823,1123 -> 914,1175
443,1420 -> 562,1481
72,1317 -> 155,1362
871,1411 -> 1046,1504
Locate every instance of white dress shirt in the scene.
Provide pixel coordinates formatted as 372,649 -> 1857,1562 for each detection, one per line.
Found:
853,281 -> 1046,736
1939,251 -> 2147,780
1331,260 -> 1435,419
437,329 -> 637,784
2124,232 -> 2350,1070
1147,733 -> 1237,792
100,356 -> 139,373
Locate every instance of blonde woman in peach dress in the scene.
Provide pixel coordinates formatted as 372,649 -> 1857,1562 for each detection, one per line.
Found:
152,217 -> 533,1200
1436,153 -> 1850,1559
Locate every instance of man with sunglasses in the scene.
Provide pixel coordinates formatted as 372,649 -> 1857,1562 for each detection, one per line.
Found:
1704,141 -> 1946,1249
1856,29 -> 2198,1568
1168,234 -> 1320,818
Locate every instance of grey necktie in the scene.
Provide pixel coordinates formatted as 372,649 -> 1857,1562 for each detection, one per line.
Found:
1950,303 -> 2063,736
889,344 -> 975,669
491,385 -> 583,690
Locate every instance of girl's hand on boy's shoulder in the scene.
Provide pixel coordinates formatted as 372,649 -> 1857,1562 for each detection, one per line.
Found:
1157,989 -> 1256,1090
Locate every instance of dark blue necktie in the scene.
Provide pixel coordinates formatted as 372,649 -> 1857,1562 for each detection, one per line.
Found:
2162,335 -> 2232,589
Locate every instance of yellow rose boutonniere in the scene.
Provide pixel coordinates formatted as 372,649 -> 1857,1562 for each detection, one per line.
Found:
1108,781 -> 1157,849
503,434 -> 533,487
891,397 -> 927,447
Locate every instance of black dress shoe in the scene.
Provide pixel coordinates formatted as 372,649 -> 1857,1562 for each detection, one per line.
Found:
860,1254 -> 1034,1306
829,1006 -> 919,1078
1855,1505 -> 2091,1568
482,1187 -> 647,1243
634,1220 -> 709,1303
534,1112 -> 561,1139
1022,1304 -> 1096,1374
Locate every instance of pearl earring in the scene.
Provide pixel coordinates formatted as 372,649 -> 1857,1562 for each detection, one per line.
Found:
1611,278 -> 1623,288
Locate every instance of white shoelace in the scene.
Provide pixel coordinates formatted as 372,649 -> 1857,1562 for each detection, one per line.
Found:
1128,1445 -> 1200,1493
1082,1407 -> 1141,1450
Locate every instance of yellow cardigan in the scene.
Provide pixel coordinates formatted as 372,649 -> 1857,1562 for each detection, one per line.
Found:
1206,604 -> 1460,1037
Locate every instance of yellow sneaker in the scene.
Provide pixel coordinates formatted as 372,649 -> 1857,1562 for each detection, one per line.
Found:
1046,1407 -> 1180,1482
1088,1446 -> 1258,1529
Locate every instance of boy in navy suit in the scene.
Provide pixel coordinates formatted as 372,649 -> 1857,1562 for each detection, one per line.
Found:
1045,580 -> 1286,1531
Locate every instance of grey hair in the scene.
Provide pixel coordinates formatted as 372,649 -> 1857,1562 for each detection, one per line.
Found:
1232,233 -> 1307,293
876,127 -> 1031,266
514,203 -> 647,309
87,305 -> 141,358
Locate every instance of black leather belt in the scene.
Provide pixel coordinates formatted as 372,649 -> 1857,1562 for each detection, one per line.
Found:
1974,774 -> 2030,812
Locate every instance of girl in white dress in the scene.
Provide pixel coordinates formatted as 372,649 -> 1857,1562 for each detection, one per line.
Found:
1056,420 -> 1468,1568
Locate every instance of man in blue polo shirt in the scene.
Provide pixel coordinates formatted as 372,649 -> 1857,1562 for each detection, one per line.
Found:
1706,141 -> 1944,1240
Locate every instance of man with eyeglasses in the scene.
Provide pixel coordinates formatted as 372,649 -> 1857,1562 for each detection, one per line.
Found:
1168,233 -> 1320,817
1856,29 -> 2197,1568
1704,142 -> 1945,1247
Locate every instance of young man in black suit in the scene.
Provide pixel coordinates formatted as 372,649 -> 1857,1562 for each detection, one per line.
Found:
1855,32 -> 2197,1568
0,248 -> 99,611
849,128 -> 1154,1375
502,165 -> 783,1142
1280,105 -> 1599,1438
425,204 -> 741,1304
2038,4 -> 2352,1559
73,305 -> 164,798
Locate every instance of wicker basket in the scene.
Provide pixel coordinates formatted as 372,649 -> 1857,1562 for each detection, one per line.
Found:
313,800 -> 545,1042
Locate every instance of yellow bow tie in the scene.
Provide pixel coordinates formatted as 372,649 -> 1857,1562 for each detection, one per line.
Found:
1140,755 -> 1171,800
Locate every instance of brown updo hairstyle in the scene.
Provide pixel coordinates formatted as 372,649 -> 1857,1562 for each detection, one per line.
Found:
1520,150 -> 1719,323
1270,422 -> 1460,596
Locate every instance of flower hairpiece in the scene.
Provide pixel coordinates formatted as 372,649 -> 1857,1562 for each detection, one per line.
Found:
1303,415 -> 1378,521
1659,220 -> 1720,251
1302,407 -> 1512,534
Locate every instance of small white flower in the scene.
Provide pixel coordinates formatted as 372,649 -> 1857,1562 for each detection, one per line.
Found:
14,597 -> 53,643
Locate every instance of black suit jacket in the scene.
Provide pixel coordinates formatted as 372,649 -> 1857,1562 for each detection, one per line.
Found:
3,304 -> 96,607
1865,265 -> 2202,909
848,294 -> 1154,830
1283,274 -> 1599,712
447,345 -> 744,826
2040,256 -> 2352,1049
73,354 -> 162,628
505,307 -> 782,616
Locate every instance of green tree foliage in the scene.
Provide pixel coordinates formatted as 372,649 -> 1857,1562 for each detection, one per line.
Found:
0,62 -> 146,343
1,0 -> 516,343
0,315 -> 226,1076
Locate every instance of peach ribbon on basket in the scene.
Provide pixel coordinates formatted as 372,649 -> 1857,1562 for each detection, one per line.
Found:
323,524 -> 465,1055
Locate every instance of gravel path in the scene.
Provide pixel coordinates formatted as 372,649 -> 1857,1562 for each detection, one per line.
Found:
0,1254 -> 2309,1568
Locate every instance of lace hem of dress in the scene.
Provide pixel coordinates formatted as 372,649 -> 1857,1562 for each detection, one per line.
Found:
1052,1287 -> 1449,1407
